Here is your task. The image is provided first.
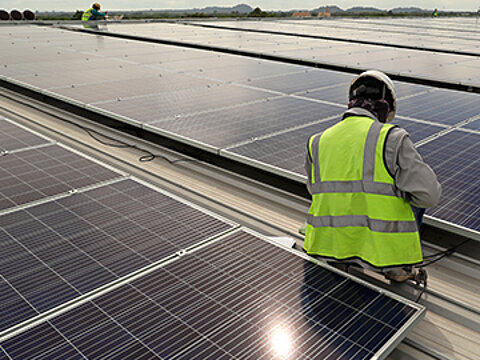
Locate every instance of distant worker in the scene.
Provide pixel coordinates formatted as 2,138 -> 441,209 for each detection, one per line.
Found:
82,3 -> 107,29
303,70 -> 441,282
432,8 -> 439,17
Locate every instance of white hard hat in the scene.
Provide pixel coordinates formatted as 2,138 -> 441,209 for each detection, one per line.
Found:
349,70 -> 397,123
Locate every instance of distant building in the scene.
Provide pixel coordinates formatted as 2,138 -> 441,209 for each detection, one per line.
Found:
293,11 -> 311,17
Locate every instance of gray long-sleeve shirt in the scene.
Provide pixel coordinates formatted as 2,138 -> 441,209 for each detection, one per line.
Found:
305,108 -> 442,208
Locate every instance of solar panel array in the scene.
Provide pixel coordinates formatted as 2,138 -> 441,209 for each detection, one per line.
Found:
1,24 -> 479,236
0,116 -> 239,334
193,18 -> 480,55
106,22 -> 480,87
0,117 -> 423,359
417,130 -> 480,231
0,178 -> 234,332
0,230 -> 424,360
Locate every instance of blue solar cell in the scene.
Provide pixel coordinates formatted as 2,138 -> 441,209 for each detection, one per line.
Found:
391,117 -> 446,143
0,179 -> 234,332
329,279 -> 379,310
417,130 -> 480,232
462,118 -> 480,132
397,90 -> 480,125
0,119 -> 50,152
0,322 -> 82,359
0,276 -> 38,332
0,231 -> 422,360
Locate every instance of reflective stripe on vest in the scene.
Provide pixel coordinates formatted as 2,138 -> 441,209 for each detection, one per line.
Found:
82,8 -> 93,21
304,116 -> 422,268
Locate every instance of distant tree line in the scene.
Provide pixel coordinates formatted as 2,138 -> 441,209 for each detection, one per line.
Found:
37,7 -> 480,21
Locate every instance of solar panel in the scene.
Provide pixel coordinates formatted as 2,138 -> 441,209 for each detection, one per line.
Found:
0,230 -> 424,359
391,117 -> 447,144
192,19 -> 471,50
146,96 -> 344,149
92,83 -> 275,124
243,69 -> 354,94
158,52 -> 279,73
393,82 -> 431,99
14,62 -> 156,89
0,144 -> 121,212
51,73 -> 222,104
224,119 -> 339,177
105,22 -> 480,88
397,89 -> 480,125
299,83 -> 348,104
0,118 -> 51,152
192,60 -> 305,82
123,46 -> 216,64
0,178 -> 235,331
417,130 -> 480,233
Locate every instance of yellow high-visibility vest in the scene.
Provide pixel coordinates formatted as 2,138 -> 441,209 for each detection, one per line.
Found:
304,116 -> 422,268
82,8 -> 94,21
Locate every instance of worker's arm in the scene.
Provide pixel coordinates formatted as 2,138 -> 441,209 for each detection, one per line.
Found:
92,8 -> 106,17
385,128 -> 442,208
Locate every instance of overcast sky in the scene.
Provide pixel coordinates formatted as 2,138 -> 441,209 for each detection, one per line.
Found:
1,1 -> 478,12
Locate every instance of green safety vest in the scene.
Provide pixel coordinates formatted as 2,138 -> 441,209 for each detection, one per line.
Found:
82,8 -> 94,21
304,116 -> 423,268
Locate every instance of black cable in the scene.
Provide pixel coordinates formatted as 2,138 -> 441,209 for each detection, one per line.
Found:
0,93 -> 200,164
63,117 -> 199,164
415,269 -> 428,303
416,238 -> 472,268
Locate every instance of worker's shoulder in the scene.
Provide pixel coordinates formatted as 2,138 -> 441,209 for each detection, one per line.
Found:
385,125 -> 414,150
307,130 -> 325,142
387,124 -> 409,139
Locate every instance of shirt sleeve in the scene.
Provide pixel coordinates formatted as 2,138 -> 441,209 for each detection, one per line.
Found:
384,127 -> 442,208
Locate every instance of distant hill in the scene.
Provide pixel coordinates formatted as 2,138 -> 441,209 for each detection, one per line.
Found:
347,7 -> 385,14
391,7 -> 431,14
312,5 -> 436,15
185,4 -> 253,14
312,6 -> 344,14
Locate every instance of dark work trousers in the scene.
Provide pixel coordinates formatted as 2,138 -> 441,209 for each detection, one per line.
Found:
412,206 -> 426,229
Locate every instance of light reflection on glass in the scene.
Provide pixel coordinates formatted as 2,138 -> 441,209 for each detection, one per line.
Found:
271,325 -> 293,357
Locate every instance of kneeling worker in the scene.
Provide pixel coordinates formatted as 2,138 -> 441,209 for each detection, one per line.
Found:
303,70 -> 441,282
82,3 -> 107,29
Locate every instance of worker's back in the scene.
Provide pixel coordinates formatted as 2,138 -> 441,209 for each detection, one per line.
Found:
304,114 -> 422,268
81,7 -> 94,22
